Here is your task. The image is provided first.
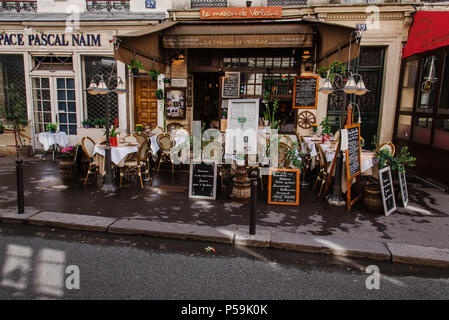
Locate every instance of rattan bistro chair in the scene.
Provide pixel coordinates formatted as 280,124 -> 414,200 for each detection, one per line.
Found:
313,143 -> 330,197
120,140 -> 151,189
151,126 -> 164,135
133,132 -> 149,146
81,136 -> 99,185
278,142 -> 290,169
157,133 -> 175,173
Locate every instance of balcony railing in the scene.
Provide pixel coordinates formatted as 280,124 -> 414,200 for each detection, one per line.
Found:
0,0 -> 37,13
267,0 -> 307,5
191,0 -> 227,8
86,0 -> 130,12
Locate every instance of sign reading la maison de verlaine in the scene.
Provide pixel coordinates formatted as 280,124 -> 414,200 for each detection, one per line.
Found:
0,33 -> 102,47
200,7 -> 282,20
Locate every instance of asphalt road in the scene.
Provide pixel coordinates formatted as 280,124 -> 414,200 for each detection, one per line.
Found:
0,224 -> 448,300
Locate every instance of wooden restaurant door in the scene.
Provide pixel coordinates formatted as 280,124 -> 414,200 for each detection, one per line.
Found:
135,78 -> 158,129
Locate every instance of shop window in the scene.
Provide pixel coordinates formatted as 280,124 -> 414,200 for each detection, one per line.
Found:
417,55 -> 438,113
412,117 -> 432,145
0,54 -> 26,120
396,115 -> 412,141
399,59 -> 418,112
57,78 -> 77,135
83,56 -> 118,123
32,55 -> 73,72
438,53 -> 449,114
433,118 -> 449,151
32,78 -> 52,134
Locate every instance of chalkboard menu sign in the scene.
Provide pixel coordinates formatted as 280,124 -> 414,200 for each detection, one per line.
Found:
189,162 -> 217,200
398,170 -> 409,207
293,76 -> 318,109
379,166 -> 396,216
268,168 -> 300,206
222,72 -> 240,98
344,123 -> 361,179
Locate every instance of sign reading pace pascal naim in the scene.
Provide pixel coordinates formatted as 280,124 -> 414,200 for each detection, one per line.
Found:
0,33 -> 103,48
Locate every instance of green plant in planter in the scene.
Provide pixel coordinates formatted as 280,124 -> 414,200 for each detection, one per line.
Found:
320,61 -> 347,82
319,118 -> 332,136
127,59 -> 144,74
317,66 -> 329,78
148,69 -> 160,81
376,146 -> 416,173
98,118 -> 106,128
82,119 -> 92,128
46,123 -> 58,132
156,89 -> 164,100
262,92 -> 280,130
286,141 -> 306,171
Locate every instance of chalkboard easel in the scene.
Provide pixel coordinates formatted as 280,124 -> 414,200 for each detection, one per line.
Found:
292,76 -> 318,109
268,168 -> 300,206
188,162 -> 217,200
344,123 -> 362,211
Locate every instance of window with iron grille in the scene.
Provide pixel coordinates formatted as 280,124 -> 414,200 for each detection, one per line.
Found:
83,56 -> 118,124
0,54 -> 26,120
266,0 -> 307,6
191,0 -> 227,8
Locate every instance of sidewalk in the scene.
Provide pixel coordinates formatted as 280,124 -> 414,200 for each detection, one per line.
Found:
1,155 -> 449,267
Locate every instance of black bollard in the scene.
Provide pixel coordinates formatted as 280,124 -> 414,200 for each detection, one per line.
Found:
16,158 -> 24,214
249,169 -> 258,235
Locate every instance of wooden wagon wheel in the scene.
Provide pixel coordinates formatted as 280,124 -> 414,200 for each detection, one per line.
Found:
297,111 -> 316,129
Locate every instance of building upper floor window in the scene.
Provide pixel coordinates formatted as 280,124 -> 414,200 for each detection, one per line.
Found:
266,0 -> 307,6
0,1 -> 37,13
191,0 -> 227,8
86,0 -> 130,12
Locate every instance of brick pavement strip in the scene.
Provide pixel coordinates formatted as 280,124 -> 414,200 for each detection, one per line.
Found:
386,242 -> 449,268
108,218 -> 235,244
270,231 -> 391,261
27,211 -> 118,232
0,207 -> 41,223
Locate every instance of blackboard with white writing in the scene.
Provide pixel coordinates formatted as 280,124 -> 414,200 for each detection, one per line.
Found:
398,170 -> 409,207
222,72 -> 240,98
293,76 -> 318,109
345,124 -> 361,178
268,169 -> 300,206
189,162 -> 217,200
379,166 -> 396,216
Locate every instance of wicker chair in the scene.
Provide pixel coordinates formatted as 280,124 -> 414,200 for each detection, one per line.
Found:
133,132 -> 149,146
120,140 -> 151,189
157,133 -> 175,173
279,135 -> 293,149
376,142 -> 395,156
167,122 -> 184,133
151,126 -> 164,135
81,136 -> 99,185
278,142 -> 290,168
313,143 -> 330,197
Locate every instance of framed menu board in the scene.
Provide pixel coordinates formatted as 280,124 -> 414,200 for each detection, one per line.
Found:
222,72 -> 240,98
189,162 -> 217,200
379,166 -> 397,216
268,168 -> 300,206
344,123 -> 362,211
293,76 -> 318,109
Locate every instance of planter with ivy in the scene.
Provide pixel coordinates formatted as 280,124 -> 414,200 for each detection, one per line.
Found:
148,69 -> 160,81
82,119 -> 92,129
127,59 -> 144,75
319,118 -> 332,143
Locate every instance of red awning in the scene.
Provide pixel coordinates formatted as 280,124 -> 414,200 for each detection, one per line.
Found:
403,11 -> 449,58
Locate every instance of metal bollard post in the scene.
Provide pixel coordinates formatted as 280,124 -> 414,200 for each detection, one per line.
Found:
249,169 -> 258,235
16,158 -> 24,214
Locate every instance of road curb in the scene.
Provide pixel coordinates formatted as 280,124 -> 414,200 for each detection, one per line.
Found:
1,210 -> 449,268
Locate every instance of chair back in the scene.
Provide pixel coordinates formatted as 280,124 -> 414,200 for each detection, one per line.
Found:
167,122 -> 184,133
136,141 -> 150,165
279,135 -> 293,149
278,142 -> 290,168
174,128 -> 189,139
81,136 -> 96,159
151,126 -> 164,135
123,135 -> 138,145
376,142 -> 395,156
133,132 -> 148,146
316,143 -> 328,170
298,135 -> 310,153
157,133 -> 175,152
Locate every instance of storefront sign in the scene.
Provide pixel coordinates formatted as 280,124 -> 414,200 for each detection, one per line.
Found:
379,166 -> 397,216
163,34 -> 311,49
222,72 -> 240,98
189,162 -> 217,200
0,32 -> 104,48
398,170 -> 409,207
421,80 -> 434,93
293,76 -> 318,109
200,7 -> 282,20
171,79 -> 187,87
268,168 -> 300,206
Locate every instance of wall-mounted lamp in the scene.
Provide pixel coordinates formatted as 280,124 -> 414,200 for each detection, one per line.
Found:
218,68 -> 225,77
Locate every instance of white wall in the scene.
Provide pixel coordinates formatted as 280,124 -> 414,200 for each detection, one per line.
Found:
38,0 -> 86,13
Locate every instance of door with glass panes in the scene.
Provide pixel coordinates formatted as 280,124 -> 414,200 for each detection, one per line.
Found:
32,77 -> 77,147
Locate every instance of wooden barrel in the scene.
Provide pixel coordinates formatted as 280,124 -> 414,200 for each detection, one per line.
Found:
363,184 -> 383,213
233,177 -> 251,199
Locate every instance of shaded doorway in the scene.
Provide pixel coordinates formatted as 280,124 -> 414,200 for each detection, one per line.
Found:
194,73 -> 220,129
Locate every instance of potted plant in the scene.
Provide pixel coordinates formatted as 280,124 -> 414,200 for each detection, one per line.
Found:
135,124 -> 143,132
0,84 -> 31,158
262,92 -> 280,130
98,118 -> 106,128
105,118 -> 120,146
127,59 -> 144,75
317,66 -> 329,78
320,118 -> 332,142
58,145 -> 79,180
93,118 -> 103,128
148,69 -> 160,81
82,119 -> 92,129
311,123 -> 319,135
46,123 -> 58,133
156,89 -> 164,100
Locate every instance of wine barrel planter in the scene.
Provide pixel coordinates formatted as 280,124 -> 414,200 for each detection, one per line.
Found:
363,184 -> 383,213
58,160 -> 77,180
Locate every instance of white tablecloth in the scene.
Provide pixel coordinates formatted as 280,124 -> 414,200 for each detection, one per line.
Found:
93,144 -> 138,166
150,134 -> 187,156
38,132 -> 69,151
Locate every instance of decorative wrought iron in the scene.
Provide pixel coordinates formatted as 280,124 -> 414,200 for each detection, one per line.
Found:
355,70 -> 378,113
191,0 -> 227,8
0,54 -> 27,119
267,0 -> 307,5
359,47 -> 383,67
86,0 -> 130,12
0,1 -> 37,13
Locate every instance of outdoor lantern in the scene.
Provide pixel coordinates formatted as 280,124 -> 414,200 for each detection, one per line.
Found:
355,79 -> 369,96
318,78 -> 335,95
87,79 -> 98,95
116,79 -> 127,94
95,79 -> 109,94
342,75 -> 359,94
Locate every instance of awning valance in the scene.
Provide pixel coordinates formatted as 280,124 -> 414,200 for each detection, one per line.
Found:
114,21 -> 179,73
403,11 -> 449,59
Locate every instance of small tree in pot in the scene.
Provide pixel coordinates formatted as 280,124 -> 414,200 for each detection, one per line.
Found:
0,84 -> 31,158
